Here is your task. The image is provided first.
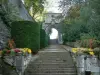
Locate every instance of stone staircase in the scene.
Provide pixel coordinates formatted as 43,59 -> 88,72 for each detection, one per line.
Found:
24,45 -> 77,75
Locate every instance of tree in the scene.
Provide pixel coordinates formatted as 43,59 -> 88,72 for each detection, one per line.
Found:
90,0 -> 100,15
59,0 -> 87,16
60,0 -> 91,43
24,0 -> 46,21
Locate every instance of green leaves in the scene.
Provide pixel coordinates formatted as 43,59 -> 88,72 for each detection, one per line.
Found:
61,0 -> 100,46
24,0 -> 45,21
90,0 -> 100,14
11,21 -> 40,52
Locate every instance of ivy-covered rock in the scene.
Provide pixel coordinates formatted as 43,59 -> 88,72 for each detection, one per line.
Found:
0,17 -> 11,49
11,21 -> 40,52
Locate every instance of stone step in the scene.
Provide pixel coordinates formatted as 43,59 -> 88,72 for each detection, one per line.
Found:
26,69 -> 76,73
24,45 -> 77,75
29,62 -> 74,65
27,67 -> 76,70
33,61 -> 69,63
28,65 -> 75,68
27,68 -> 76,70
25,73 -> 77,75
32,65 -> 74,67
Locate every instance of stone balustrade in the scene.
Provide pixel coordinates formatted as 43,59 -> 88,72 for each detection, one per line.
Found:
72,54 -> 100,75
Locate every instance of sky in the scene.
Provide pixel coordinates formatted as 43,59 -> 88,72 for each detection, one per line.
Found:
22,0 -> 62,13
44,0 -> 62,13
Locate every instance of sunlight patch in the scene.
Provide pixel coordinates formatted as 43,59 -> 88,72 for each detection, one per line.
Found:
50,28 -> 58,39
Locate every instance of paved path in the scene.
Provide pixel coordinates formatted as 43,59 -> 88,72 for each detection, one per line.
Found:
24,45 -> 77,75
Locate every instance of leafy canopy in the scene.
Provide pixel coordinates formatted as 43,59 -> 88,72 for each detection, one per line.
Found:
24,0 -> 46,22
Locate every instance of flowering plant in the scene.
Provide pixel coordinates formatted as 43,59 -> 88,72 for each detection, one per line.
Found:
0,48 -> 32,56
72,48 -> 94,56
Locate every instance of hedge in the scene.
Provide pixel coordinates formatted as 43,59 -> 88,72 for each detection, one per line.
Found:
11,21 -> 40,52
40,29 -> 46,48
40,29 -> 50,48
45,34 -> 50,47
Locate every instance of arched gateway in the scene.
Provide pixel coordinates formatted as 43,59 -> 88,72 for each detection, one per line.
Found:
42,13 -> 63,45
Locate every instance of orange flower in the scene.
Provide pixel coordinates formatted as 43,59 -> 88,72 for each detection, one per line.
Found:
0,51 -> 2,55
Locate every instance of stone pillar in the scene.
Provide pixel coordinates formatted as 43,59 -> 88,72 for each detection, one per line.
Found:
76,55 -> 85,75
15,53 -> 24,75
58,33 -> 63,44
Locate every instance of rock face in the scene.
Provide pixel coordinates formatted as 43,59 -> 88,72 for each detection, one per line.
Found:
0,17 -> 10,49
8,0 -> 33,21
0,0 -> 33,50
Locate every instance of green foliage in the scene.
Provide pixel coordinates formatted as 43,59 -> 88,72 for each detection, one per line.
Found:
45,34 -> 50,47
60,0 -> 100,49
67,5 -> 81,19
79,33 -> 97,48
88,14 -> 100,40
90,0 -> 100,15
62,20 -> 82,42
61,0 -> 100,45
24,0 -> 46,21
61,0 -> 100,49
40,29 -> 46,48
40,29 -> 50,48
80,33 -> 96,40
80,39 -> 98,48
11,21 -> 40,52
0,0 -> 8,4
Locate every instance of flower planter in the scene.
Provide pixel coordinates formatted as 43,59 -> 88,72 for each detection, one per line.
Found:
2,53 -> 32,75
73,53 -> 100,75
0,48 -> 32,75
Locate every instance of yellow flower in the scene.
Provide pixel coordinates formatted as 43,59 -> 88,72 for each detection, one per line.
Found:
88,48 -> 94,55
89,51 -> 94,55
72,48 -> 77,53
23,48 -> 28,52
20,48 -> 26,53
27,49 -> 32,54
88,48 -> 92,51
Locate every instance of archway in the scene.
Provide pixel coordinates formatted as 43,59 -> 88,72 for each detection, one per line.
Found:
43,23 -> 63,45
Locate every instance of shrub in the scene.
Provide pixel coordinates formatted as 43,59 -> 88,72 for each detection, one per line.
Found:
40,29 -> 46,48
45,34 -> 50,47
11,21 -> 40,52
80,39 -> 98,48
40,29 -> 50,48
